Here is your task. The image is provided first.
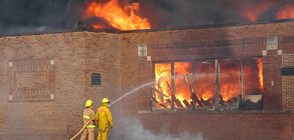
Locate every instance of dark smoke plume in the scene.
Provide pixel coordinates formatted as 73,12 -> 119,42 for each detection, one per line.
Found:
138,0 -> 294,28
0,0 -> 83,35
0,0 -> 294,35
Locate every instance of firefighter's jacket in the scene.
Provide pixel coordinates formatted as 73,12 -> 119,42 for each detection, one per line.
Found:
82,108 -> 96,128
96,104 -> 113,132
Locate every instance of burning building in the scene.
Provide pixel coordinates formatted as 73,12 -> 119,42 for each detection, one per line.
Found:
0,18 -> 294,139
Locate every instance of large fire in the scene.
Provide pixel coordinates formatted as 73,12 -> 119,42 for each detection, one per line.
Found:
242,2 -> 277,22
153,58 -> 263,109
241,2 -> 294,21
83,0 -> 151,30
257,58 -> 264,92
276,4 -> 294,20
82,0 -> 294,30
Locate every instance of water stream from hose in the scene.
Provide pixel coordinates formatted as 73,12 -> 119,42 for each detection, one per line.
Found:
109,81 -> 155,107
108,73 -> 214,107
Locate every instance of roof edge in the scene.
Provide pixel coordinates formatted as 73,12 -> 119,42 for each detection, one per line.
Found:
1,19 -> 294,37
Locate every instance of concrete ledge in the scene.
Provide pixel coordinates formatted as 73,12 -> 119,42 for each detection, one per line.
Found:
138,109 -> 294,114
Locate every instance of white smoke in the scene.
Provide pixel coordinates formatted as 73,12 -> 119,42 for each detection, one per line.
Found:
109,117 -> 204,140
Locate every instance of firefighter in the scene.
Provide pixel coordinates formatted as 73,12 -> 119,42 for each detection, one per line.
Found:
96,98 -> 113,140
80,100 -> 96,140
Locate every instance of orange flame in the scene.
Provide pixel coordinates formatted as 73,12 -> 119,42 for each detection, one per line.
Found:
175,62 -> 192,107
154,63 -> 171,108
84,0 -> 151,30
242,3 -> 276,22
276,4 -> 294,20
219,60 -> 240,101
257,58 -> 264,93
153,58 -> 263,109
196,62 -> 215,101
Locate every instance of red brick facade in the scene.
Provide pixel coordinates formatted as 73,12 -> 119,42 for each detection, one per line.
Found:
0,21 -> 294,139
283,54 -> 294,110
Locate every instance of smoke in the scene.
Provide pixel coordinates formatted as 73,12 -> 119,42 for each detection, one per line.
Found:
1,0 -> 294,34
109,117 -> 204,140
139,0 -> 294,27
0,0 -> 83,35
139,0 -> 238,28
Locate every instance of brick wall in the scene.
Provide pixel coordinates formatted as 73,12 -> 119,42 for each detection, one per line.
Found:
0,31 -> 121,139
120,21 -> 294,113
0,21 -> 294,139
119,21 -> 294,139
282,54 -> 294,110
263,53 -> 283,110
138,113 -> 293,140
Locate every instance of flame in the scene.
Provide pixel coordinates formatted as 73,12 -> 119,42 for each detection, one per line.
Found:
218,60 -> 240,101
276,4 -> 294,20
242,2 -> 294,21
243,9 -> 265,22
242,3 -> 276,22
257,58 -> 264,93
154,63 -> 171,108
243,59 -> 264,95
153,58 -> 263,109
175,62 -> 192,108
84,0 -> 151,30
196,62 -> 215,101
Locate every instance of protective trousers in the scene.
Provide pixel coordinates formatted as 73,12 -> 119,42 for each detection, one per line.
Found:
97,131 -> 109,140
80,128 -> 95,140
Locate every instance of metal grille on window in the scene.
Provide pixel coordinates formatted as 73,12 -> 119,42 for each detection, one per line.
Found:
91,73 -> 101,86
281,67 -> 294,76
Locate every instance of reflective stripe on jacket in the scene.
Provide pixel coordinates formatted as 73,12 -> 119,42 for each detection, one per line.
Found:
96,104 -> 113,132
83,108 -> 96,128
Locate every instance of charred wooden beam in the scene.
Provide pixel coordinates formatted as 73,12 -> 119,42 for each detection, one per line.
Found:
219,95 -> 224,106
176,99 -> 183,108
185,74 -> 193,95
151,87 -> 168,97
172,95 -> 183,108
166,99 -> 171,104
183,99 -> 191,108
158,103 -> 167,108
185,74 -> 198,109
151,96 -> 167,108
201,98 -> 213,107
191,94 -> 203,108
157,77 -> 162,89
166,81 -> 173,93
157,78 -> 164,102
151,96 -> 158,104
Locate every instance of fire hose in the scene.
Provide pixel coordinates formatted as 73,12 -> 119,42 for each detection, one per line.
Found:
69,120 -> 92,140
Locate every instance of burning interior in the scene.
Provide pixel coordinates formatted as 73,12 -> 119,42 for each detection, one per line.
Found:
77,0 -> 294,31
152,58 -> 263,111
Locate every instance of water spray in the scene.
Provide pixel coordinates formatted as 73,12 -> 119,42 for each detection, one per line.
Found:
70,73 -> 214,139
108,73 -> 214,107
109,81 -> 155,107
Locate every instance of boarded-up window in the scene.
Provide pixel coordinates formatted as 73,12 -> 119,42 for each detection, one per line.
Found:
8,59 -> 55,102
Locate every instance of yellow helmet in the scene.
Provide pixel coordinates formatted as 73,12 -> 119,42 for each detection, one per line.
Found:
85,100 -> 93,107
102,98 -> 109,103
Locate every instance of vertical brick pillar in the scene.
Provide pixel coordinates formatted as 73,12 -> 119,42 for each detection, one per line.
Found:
137,56 -> 152,111
263,50 -> 282,110
282,54 -> 294,110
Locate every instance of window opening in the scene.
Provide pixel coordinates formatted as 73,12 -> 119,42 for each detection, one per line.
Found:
152,58 -> 263,111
